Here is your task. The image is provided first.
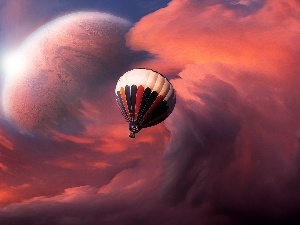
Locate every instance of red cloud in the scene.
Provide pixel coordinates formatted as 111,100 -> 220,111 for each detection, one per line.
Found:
1,0 -> 300,224
126,0 -> 300,223
50,95 -> 170,155
0,135 -> 14,151
127,0 -> 300,75
0,127 -> 14,151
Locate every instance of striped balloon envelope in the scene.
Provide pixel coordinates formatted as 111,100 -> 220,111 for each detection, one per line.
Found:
115,68 -> 176,138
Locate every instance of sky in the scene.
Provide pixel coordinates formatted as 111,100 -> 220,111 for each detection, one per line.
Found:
0,0 -> 300,224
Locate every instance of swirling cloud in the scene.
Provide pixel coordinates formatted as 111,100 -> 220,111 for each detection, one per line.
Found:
1,0 -> 300,224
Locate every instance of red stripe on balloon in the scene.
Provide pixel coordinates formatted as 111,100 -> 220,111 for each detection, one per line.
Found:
140,95 -> 164,124
134,85 -> 144,121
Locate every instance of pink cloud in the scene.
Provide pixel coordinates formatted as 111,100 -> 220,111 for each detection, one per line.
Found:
0,135 -> 13,151
0,128 -> 14,151
1,0 -> 300,224
0,163 -> 7,171
98,169 -> 146,194
50,94 -> 170,154
126,0 -> 300,223
88,161 -> 111,169
127,0 -> 300,75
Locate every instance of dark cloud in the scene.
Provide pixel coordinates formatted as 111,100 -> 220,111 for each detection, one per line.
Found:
162,74 -> 241,205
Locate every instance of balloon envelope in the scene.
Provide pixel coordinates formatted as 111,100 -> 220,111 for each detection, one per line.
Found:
115,68 -> 176,138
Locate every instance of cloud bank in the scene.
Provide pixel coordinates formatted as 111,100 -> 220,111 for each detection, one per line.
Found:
126,0 -> 300,223
1,0 -> 300,224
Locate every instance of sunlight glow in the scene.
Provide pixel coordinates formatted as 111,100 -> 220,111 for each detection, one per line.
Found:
2,51 -> 26,76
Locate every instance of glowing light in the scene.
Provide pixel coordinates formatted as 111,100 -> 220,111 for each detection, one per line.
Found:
1,51 -> 26,76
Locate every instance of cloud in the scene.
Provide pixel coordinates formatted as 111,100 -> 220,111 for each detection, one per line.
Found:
0,133 -> 13,151
1,0 -> 300,224
127,0 -> 300,75
125,0 -> 300,223
162,67 -> 241,204
0,102 -> 170,223
0,154 -> 166,225
0,162 -> 7,171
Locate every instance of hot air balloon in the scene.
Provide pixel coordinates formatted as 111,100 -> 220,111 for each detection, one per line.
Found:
115,68 -> 176,138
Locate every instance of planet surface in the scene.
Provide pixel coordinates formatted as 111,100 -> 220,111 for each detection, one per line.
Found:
2,12 -> 130,134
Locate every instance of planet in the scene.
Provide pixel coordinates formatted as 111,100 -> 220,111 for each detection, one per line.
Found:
2,12 -> 131,134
